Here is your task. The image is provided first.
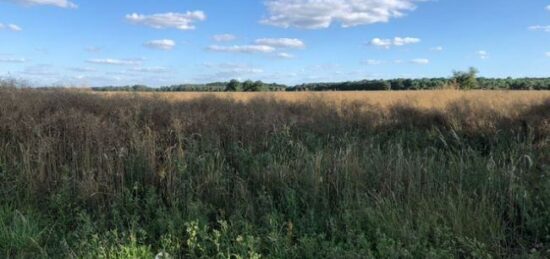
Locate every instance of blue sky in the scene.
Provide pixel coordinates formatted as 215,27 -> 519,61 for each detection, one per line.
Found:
0,0 -> 549,87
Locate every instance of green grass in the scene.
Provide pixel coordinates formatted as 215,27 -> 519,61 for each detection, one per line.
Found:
0,89 -> 549,258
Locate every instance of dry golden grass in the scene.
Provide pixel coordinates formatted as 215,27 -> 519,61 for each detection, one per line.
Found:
97,90 -> 550,110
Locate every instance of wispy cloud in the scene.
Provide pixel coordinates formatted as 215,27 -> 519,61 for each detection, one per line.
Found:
528,25 -> 550,32
207,45 -> 276,54
212,34 -> 236,42
129,67 -> 169,73
364,58 -> 429,65
144,39 -> 176,50
410,58 -> 429,65
477,50 -> 489,60
430,46 -> 443,52
86,58 -> 143,66
364,59 -> 385,65
254,38 -> 305,48
0,57 -> 27,63
277,52 -> 295,59
3,0 -> 77,8
126,12 -> 206,30
0,23 -> 22,32
69,67 -> 96,72
369,37 -> 421,49
209,37 -> 305,58
22,64 -> 58,76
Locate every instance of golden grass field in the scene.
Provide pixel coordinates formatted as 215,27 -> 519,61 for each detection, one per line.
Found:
98,90 -> 550,110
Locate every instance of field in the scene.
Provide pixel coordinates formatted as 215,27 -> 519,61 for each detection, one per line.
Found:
1,88 -> 550,258
100,90 -> 550,109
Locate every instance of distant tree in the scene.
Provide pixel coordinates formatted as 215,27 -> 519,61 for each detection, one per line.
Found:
251,80 -> 265,92
242,80 -> 264,92
225,79 -> 241,92
0,78 -> 19,89
452,67 -> 479,89
131,85 -> 152,91
391,79 -> 405,90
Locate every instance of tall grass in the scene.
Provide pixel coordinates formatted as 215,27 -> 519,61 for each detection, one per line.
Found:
0,88 -> 549,258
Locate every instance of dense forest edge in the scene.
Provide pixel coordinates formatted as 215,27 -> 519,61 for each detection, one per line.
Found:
96,68 -> 550,91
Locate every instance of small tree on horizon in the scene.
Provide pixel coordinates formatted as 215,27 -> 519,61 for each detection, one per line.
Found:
241,80 -> 265,92
452,67 -> 479,90
225,79 -> 241,92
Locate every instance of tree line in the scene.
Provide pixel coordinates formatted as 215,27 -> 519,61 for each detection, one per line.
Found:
289,68 -> 550,91
85,68 -> 550,92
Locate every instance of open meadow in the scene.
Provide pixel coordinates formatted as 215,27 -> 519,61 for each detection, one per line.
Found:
1,88 -> 549,258
99,90 -> 550,109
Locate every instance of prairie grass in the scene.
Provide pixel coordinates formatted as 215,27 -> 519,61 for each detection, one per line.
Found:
1,88 -> 549,258
99,89 -> 550,108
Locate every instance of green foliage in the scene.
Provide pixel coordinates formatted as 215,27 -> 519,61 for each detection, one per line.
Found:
87,73 -> 550,92
452,67 -> 479,89
225,79 -> 241,92
82,230 -> 154,259
243,80 -> 265,92
0,206 -> 46,258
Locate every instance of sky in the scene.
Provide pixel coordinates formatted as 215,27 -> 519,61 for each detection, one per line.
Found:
0,0 -> 549,87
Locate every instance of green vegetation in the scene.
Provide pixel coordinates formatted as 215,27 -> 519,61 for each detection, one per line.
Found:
91,80 -> 287,92
452,67 -> 479,90
89,77 -> 550,92
0,88 -> 549,258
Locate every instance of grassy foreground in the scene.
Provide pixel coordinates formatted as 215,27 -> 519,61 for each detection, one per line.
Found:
1,88 -> 549,258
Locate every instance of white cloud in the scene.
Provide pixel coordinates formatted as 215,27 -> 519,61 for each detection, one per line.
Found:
86,58 -> 143,66
528,25 -> 550,32
0,23 -> 22,32
254,38 -> 305,48
261,0 -> 419,29
477,50 -> 489,60
0,57 -> 26,63
126,12 -> 206,30
208,37 -> 305,57
7,24 -> 22,31
4,0 -> 77,8
410,58 -> 429,64
431,46 -> 443,51
144,39 -> 176,50
393,37 -> 421,46
207,45 -> 276,54
277,52 -> 295,59
212,34 -> 237,42
369,37 -> 420,48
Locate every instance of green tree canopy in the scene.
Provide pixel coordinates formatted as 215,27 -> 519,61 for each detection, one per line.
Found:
452,67 -> 479,89
225,79 -> 241,92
